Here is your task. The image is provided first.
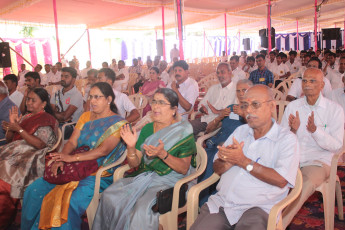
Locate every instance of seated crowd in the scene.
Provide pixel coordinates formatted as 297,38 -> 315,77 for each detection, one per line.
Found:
0,47 -> 344,230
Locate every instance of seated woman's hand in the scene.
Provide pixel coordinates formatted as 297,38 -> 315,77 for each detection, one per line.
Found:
50,152 -> 75,163
143,139 -> 167,159
9,106 -> 22,124
120,124 -> 137,148
2,121 -> 21,133
50,161 -> 65,177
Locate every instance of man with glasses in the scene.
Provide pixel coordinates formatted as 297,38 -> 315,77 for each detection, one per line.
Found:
281,68 -> 344,228
191,85 -> 299,230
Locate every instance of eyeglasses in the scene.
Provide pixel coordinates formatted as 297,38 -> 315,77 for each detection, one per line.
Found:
150,100 -> 171,106
88,95 -> 105,100
240,100 -> 272,110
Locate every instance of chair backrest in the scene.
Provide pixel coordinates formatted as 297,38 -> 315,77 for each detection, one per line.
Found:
272,88 -> 284,101
48,128 -> 62,152
128,94 -> 148,118
272,100 -> 289,124
18,86 -> 27,94
45,85 -> 62,97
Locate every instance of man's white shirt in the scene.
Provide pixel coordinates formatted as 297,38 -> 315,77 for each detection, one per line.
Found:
168,77 -> 199,120
270,63 -> 290,77
207,122 -> 300,225
281,94 -> 344,167
325,69 -> 344,90
286,60 -> 301,74
114,68 -> 130,91
231,67 -> 246,84
198,82 -> 237,123
9,90 -> 24,108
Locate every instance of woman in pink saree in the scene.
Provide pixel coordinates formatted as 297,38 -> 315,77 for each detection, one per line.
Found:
140,67 -> 166,116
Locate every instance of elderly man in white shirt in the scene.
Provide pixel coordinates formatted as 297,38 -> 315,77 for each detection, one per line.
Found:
168,60 -> 199,120
80,61 -> 92,79
281,68 -> 344,228
325,56 -> 345,89
18,63 -> 30,87
114,60 -> 130,92
159,60 -> 171,86
287,58 -> 333,101
230,56 -> 246,84
190,62 -> 237,138
191,85 -> 300,230
47,65 -> 61,85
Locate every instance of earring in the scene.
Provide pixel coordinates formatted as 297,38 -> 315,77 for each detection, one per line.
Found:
108,102 -> 110,105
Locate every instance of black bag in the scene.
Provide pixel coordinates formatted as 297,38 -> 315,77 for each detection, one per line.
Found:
151,183 -> 188,215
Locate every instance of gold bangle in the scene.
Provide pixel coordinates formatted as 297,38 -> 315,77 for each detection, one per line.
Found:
128,153 -> 137,158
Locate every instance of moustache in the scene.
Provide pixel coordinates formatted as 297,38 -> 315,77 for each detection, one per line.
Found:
303,87 -> 312,90
246,114 -> 258,120
175,74 -> 181,78
61,81 -> 66,84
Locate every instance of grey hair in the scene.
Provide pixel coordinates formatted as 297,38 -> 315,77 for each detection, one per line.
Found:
217,62 -> 231,72
237,79 -> 254,87
0,82 -> 9,95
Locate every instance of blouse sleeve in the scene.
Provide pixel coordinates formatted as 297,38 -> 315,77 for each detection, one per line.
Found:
34,126 -> 56,146
75,112 -> 91,130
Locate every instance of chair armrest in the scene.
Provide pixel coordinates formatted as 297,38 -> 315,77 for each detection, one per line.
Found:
186,173 -> 220,230
196,128 -> 220,146
113,164 -> 131,181
48,129 -> 62,152
267,169 -> 302,230
93,152 -> 127,200
61,122 -> 77,140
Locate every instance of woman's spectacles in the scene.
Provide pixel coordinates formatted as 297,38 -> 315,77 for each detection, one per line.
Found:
150,100 -> 171,106
88,95 -> 105,100
240,100 -> 272,110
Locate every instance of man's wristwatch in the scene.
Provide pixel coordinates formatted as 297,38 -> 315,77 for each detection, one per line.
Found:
246,160 -> 255,172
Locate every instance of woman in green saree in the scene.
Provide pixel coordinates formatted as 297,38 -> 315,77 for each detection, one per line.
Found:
93,88 -> 196,230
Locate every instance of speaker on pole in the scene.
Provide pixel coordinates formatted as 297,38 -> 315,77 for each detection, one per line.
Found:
259,27 -> 275,49
156,39 -> 163,56
243,38 -> 251,50
322,28 -> 341,40
0,42 -> 12,68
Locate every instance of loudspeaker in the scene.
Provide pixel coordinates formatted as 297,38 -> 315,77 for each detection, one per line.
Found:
259,27 -> 275,49
259,27 -> 275,37
260,36 -> 276,49
322,28 -> 341,40
243,38 -> 250,50
156,39 -> 163,56
0,42 -> 12,68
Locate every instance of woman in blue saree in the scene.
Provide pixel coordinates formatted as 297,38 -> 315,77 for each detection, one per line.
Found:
21,82 -> 127,230
92,88 -> 196,230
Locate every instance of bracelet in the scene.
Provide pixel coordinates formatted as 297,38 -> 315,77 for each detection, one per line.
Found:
163,151 -> 169,160
128,153 -> 137,158
75,154 -> 80,161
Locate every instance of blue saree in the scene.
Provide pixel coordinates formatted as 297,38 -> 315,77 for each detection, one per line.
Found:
21,112 -> 127,230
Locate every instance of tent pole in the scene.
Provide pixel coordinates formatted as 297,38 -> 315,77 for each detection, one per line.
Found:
314,0 -> 318,50
162,6 -> 166,61
202,29 -> 204,57
224,13 -> 227,55
296,19 -> 299,51
238,31 -> 240,54
87,28 -> 92,67
53,0 -> 61,62
268,0 -> 271,52
176,0 -> 184,60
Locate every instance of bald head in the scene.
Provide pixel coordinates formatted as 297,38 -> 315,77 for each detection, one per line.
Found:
245,84 -> 274,101
303,68 -> 323,81
242,85 -> 275,131
302,67 -> 324,101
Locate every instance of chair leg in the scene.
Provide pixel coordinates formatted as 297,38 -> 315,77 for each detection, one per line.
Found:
335,180 -> 344,220
322,185 -> 336,230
